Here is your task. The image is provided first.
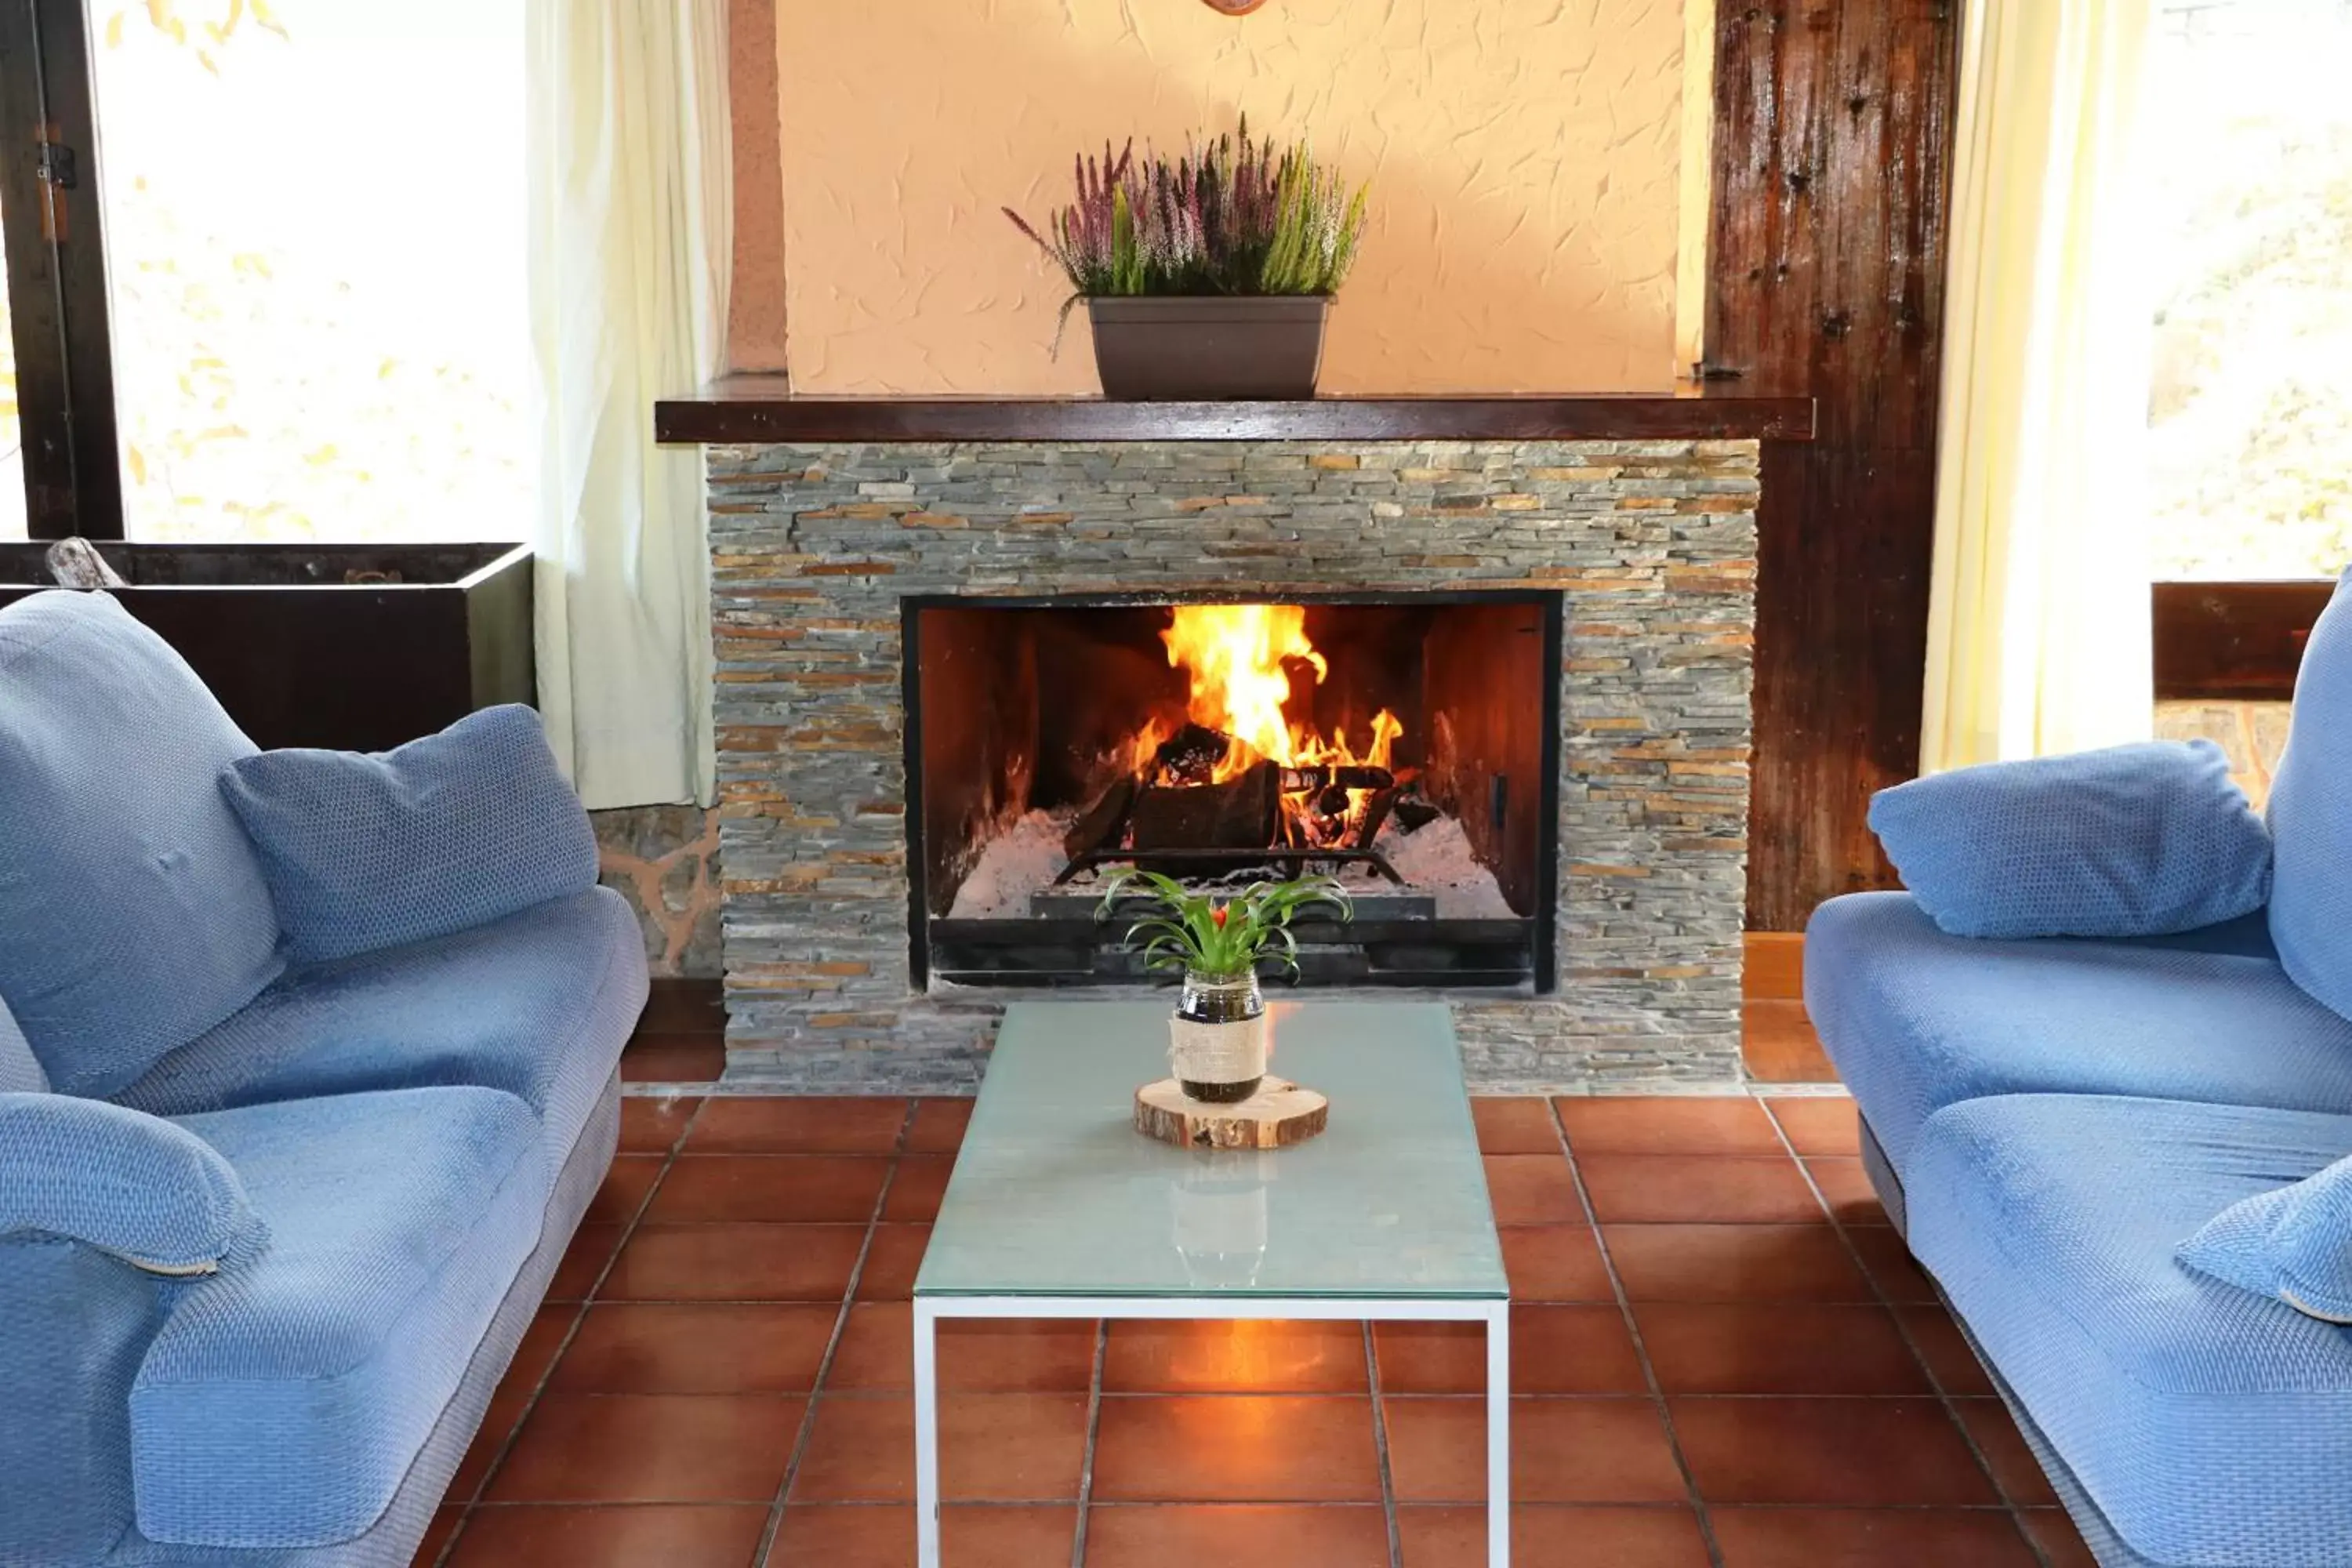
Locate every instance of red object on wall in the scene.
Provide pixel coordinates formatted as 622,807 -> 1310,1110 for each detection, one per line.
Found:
1200,0 -> 1269,13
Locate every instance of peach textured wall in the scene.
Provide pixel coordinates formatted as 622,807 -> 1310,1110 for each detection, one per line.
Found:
769,0 -> 1690,395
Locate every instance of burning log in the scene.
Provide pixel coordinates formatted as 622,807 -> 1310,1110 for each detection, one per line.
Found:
1277,764 -> 1395,793
1153,723 -> 1234,786
1356,786 -> 1403,848
1063,778 -> 1138,859
1128,759 -> 1281,851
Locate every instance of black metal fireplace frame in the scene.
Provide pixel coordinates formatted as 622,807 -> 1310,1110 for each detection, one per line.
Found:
899,587 -> 1565,993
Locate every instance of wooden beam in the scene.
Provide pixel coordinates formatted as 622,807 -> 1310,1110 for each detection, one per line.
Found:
2153,580 -> 2333,701
657,383 -> 1818,445
1711,0 -> 1963,931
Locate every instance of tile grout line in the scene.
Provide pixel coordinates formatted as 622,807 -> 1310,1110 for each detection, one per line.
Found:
749,1098 -> 920,1568
1069,1323 -> 1110,1568
1759,1103 -> 2060,1568
1363,1321 -> 1406,1568
428,1091 -> 714,1566
1543,1100 -> 1730,1568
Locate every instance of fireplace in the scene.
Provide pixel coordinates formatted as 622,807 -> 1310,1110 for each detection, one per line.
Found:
684,418 -> 1773,1092
906,592 -> 1563,989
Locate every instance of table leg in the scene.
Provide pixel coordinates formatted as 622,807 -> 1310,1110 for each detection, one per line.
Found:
1487,1301 -> 1511,1567
914,1300 -> 942,1567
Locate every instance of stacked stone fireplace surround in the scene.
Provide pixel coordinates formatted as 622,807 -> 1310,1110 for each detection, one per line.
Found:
704,437 -> 1759,1094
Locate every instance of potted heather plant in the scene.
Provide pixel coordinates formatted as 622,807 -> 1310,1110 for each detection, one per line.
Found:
1098,869 -> 1352,1102
1004,122 -> 1368,400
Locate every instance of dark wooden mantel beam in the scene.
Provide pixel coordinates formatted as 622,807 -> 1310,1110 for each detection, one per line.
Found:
656,380 -> 1817,445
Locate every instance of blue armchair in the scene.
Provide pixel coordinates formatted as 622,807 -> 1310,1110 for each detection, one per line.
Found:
0,590 -> 648,1566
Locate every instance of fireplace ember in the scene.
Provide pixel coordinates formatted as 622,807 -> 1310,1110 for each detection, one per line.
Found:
909,593 -> 1560,988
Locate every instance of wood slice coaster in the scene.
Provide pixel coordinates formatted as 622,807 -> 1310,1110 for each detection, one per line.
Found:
1134,1076 -> 1330,1150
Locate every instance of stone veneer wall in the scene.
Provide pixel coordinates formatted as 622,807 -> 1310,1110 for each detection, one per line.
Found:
706,439 -> 1759,1092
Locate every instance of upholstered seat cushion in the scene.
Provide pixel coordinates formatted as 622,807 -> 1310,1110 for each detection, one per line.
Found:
1806,891 -> 2352,1174
1909,1094 -> 2352,1567
115,887 -> 647,1165
0,591 -> 284,1097
129,1086 -> 546,1548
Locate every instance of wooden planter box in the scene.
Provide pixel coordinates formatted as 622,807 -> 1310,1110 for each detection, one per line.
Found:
0,543 -> 533,752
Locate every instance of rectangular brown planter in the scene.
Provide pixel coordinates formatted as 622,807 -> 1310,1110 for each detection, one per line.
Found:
1087,295 -> 1329,400
0,542 -> 533,752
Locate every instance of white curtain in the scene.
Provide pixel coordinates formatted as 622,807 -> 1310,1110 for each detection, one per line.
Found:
526,0 -> 731,808
1921,0 -> 2155,773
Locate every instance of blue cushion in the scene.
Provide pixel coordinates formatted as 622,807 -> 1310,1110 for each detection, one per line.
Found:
220,704 -> 600,964
1806,891 -> 2352,1174
2179,1152 -> 2352,1323
0,991 -> 44,1094
1909,1094 -> 2352,1566
129,1085 -> 546,1548
117,887 -> 647,1164
0,1094 -> 252,1272
2270,569 -> 2352,1022
0,591 -> 285,1097
1867,739 -> 2271,939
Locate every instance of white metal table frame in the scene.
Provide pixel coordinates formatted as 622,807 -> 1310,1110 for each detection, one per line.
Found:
913,1291 -> 1509,1567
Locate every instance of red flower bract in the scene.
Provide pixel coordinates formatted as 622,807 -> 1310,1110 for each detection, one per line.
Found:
1211,905 -> 1229,928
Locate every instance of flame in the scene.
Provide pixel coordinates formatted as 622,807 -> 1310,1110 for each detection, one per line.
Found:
1162,604 -> 1324,779
1138,604 -> 1405,849
1123,713 -> 1176,781
1292,706 -> 1403,773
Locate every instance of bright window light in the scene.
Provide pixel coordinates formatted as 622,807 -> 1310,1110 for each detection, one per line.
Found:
2147,0 -> 2352,579
93,0 -> 528,544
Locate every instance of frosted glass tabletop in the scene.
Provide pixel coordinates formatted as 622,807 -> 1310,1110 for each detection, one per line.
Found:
914,1000 -> 1508,1300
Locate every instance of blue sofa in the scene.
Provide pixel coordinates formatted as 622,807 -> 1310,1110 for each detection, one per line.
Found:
0,590 -> 648,1566
1811,579 -> 2352,1567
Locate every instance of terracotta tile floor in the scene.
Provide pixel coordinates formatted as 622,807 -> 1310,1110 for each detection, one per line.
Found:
417,1022 -> 2092,1564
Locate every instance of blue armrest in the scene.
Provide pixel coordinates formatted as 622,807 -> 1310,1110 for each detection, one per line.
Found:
0,1095 -> 253,1274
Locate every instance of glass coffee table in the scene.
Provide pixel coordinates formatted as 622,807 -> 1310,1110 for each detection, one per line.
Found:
913,999 -> 1511,1566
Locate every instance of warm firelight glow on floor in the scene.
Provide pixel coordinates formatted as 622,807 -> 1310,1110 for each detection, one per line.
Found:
426,1068 -> 2096,1567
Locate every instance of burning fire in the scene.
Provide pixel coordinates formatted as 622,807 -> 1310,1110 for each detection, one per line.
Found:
1131,604 -> 1403,847
1163,605 -> 1326,779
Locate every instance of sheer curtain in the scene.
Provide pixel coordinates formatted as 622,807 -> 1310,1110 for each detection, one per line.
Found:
1921,0 -> 2155,773
526,0 -> 730,808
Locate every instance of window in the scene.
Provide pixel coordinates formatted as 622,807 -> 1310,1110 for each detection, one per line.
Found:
0,1 -> 528,543
2146,0 -> 2352,580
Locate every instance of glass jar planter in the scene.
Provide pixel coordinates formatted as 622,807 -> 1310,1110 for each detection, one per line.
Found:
1170,969 -> 1268,1102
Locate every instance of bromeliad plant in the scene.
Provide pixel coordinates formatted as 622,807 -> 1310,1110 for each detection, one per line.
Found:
1004,121 -> 1369,328
1097,869 -> 1354,981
